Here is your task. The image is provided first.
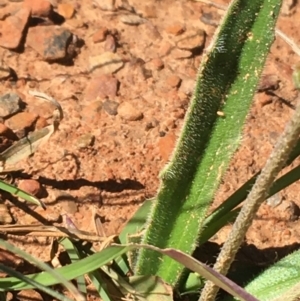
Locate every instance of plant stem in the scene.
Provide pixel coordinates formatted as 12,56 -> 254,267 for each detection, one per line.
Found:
199,94 -> 300,301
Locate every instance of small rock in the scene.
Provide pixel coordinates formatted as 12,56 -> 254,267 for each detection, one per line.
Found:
151,58 -> 164,70
5,112 -> 38,138
0,93 -> 22,118
0,7 -> 31,49
76,133 -> 95,149
80,101 -> 102,125
23,0 -> 53,17
103,99 -> 119,115
57,3 -> 75,19
89,52 -> 124,73
17,290 -> 43,301
165,23 -> 186,36
0,204 -> 13,224
95,0 -> 115,11
158,132 -> 176,161
0,60 -> 12,79
118,102 -> 143,121
26,26 -> 73,61
18,179 -> 42,197
84,74 -> 119,102
171,48 -> 192,59
176,29 -> 206,50
92,27 -> 108,43
159,41 -> 173,57
166,75 -> 181,88
104,34 -> 116,52
120,14 -> 145,25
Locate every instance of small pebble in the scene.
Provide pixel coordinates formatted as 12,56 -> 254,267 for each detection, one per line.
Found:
76,133 -> 95,149
0,7 -> 31,49
57,3 -> 75,19
80,101 -> 102,125
266,193 -> 282,207
151,58 -> 164,70
171,48 -> 192,59
104,34 -> 116,52
5,112 -> 38,134
0,204 -> 13,224
18,179 -> 42,197
166,75 -> 181,88
26,26 -> 73,61
120,14 -> 145,25
118,102 -> 143,121
84,74 -> 119,102
159,41 -> 173,57
96,0 -> 115,11
0,93 -> 22,118
176,29 -> 206,50
102,99 -> 119,115
23,0 -> 53,17
165,23 -> 185,36
92,27 -> 108,43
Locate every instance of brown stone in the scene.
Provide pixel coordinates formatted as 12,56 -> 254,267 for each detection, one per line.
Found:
165,23 -> 185,36
5,112 -> 38,132
118,102 -> 143,121
80,101 -> 103,126
0,8 -> 31,49
18,179 -> 42,197
151,58 -> 164,70
92,27 -> 108,43
57,3 -> 75,19
166,75 -> 181,88
23,0 -> 53,17
84,74 -> 119,102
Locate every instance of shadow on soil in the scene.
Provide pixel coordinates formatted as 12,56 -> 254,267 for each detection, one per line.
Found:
37,176 -> 145,193
195,240 -> 300,291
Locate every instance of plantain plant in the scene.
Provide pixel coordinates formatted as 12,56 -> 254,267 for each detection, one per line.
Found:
4,0 -> 300,301
135,0 -> 282,287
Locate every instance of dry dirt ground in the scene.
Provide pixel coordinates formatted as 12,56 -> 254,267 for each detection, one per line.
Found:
0,0 -> 300,299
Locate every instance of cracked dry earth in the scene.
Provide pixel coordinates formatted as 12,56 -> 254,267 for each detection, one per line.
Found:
0,0 -> 300,300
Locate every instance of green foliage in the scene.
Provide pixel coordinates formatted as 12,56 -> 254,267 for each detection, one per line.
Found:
5,1 -> 300,301
135,0 -> 282,288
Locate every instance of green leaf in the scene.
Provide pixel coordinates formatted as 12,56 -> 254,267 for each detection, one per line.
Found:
135,0 -> 282,287
0,180 -> 45,208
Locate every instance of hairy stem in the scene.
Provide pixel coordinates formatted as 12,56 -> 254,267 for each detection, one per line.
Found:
199,95 -> 300,301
